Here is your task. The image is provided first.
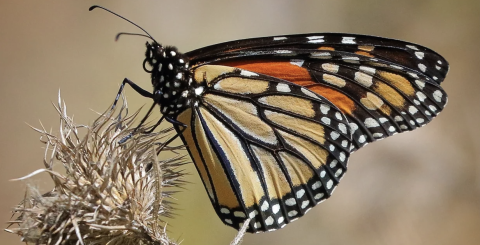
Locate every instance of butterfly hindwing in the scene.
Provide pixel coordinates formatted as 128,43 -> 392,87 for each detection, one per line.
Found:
176,65 -> 352,232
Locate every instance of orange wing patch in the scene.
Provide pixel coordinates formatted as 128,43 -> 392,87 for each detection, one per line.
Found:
217,60 -> 312,84
355,51 -> 375,58
358,45 -> 375,51
306,84 -> 356,115
318,46 -> 335,51
216,60 -> 357,116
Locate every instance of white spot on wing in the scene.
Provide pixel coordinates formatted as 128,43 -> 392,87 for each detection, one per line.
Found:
338,123 -> 347,134
311,52 -> 332,59
349,122 -> 359,133
290,59 -> 304,67
406,45 -> 419,50
314,193 -> 324,200
418,63 -> 427,72
307,36 -> 325,43
359,66 -> 376,75
409,106 -> 418,114
335,112 -> 342,120
433,90 -> 443,102
408,72 -> 420,78
339,152 -> 346,162
240,70 -> 258,76
261,201 -> 269,211
265,216 -> 274,226
341,37 -> 356,44
285,198 -> 296,206
276,83 -> 291,92
312,181 -> 322,190
416,91 -> 427,102
342,56 -> 360,63
321,117 -> 331,125
234,211 -> 246,218
390,65 -> 403,70
322,63 -> 339,73
288,210 -> 298,217
330,160 -> 338,168
373,133 -> 383,138
415,52 -> 425,59
301,87 -> 320,99
415,80 -> 425,89
296,189 -> 305,198
320,104 -> 330,114
354,72 -> 373,87
358,135 -> 366,143
335,169 -> 343,177
274,36 -> 287,41
326,180 -> 333,189
364,118 -> 380,128
274,50 -> 293,54
301,200 -> 310,209
272,204 -> 280,214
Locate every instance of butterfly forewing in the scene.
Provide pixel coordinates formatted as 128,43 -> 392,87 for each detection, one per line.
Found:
187,33 -> 448,84
175,65 -> 352,232
185,34 -> 448,151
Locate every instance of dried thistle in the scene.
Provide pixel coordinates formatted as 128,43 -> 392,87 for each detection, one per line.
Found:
6,93 -> 187,245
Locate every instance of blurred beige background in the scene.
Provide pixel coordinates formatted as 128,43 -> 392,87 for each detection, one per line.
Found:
1,1 -> 479,244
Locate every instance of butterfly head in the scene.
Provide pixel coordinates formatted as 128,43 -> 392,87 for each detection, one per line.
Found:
144,42 -> 192,116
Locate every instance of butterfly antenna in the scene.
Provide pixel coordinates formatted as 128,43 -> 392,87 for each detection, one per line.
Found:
89,5 -> 158,43
115,32 -> 154,42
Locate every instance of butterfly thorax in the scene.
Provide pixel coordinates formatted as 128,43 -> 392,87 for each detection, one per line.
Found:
144,42 -> 193,116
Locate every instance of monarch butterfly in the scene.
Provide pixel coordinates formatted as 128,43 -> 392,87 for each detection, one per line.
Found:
90,6 -> 449,233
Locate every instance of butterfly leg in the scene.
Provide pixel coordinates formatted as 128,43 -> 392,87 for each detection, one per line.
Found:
118,101 -> 158,144
112,78 -> 154,110
143,115 -> 165,134
154,117 -> 187,154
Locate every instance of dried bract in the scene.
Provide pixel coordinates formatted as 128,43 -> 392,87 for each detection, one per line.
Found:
6,94 -> 186,245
